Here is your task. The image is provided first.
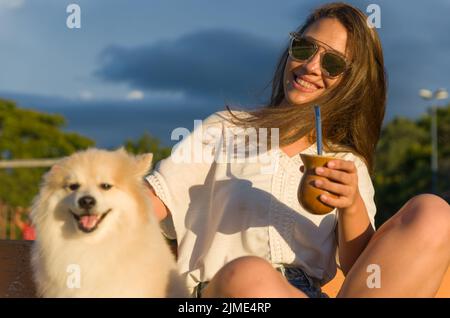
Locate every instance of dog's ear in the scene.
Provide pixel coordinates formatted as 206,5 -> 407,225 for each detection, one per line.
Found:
136,153 -> 154,175
44,164 -> 61,180
50,164 -> 60,174
43,162 -> 64,185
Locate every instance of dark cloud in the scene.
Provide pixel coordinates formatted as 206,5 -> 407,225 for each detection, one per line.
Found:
95,29 -> 282,103
94,1 -> 450,122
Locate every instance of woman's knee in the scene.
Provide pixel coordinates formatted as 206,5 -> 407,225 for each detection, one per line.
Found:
209,256 -> 278,296
397,194 -> 450,247
216,256 -> 274,285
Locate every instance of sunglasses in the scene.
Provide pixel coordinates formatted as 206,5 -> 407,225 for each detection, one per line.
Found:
289,32 -> 349,78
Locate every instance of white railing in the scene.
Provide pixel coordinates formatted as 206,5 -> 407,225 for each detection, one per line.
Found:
0,159 -> 61,169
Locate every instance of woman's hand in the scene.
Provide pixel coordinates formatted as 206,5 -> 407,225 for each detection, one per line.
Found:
312,159 -> 362,214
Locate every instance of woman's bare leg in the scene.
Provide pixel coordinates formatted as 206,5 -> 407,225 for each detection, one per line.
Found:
202,256 -> 308,298
338,194 -> 450,297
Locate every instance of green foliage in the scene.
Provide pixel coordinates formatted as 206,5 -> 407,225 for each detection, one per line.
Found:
123,132 -> 171,166
0,99 -> 94,207
374,103 -> 450,227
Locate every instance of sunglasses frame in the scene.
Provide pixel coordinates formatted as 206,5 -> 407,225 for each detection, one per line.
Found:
288,32 -> 350,78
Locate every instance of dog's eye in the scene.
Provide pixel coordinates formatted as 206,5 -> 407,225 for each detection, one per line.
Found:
100,183 -> 113,190
68,183 -> 80,191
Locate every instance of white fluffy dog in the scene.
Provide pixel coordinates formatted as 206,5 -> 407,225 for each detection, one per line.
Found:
31,148 -> 187,297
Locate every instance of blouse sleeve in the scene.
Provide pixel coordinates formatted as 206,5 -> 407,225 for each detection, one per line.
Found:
145,111 -> 226,239
354,156 -> 377,230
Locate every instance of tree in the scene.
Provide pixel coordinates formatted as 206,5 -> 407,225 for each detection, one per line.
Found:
417,105 -> 450,194
374,103 -> 450,227
123,132 -> 171,167
0,99 -> 94,207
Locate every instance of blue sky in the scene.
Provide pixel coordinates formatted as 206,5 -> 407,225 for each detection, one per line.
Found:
1,0 -> 449,146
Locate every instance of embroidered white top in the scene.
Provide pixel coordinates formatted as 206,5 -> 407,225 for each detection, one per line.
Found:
145,110 -> 376,295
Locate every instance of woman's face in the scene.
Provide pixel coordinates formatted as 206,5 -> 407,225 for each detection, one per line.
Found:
283,18 -> 349,106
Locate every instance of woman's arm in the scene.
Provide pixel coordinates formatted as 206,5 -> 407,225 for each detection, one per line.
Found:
313,159 -> 374,275
336,194 -> 374,275
145,182 -> 170,222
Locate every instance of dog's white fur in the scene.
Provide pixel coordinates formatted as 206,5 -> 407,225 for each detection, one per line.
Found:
31,148 -> 187,297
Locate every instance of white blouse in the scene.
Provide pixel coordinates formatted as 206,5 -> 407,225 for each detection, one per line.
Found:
146,110 -> 376,295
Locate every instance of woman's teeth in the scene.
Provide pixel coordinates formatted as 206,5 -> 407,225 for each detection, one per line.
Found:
295,76 -> 316,89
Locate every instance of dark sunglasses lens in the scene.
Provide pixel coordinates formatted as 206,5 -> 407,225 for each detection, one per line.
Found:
291,38 -> 316,61
322,53 -> 346,77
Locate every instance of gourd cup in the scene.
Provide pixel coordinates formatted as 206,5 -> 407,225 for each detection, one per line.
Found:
298,153 -> 338,215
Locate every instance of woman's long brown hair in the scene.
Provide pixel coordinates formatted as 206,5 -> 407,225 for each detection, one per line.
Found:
226,2 -> 387,173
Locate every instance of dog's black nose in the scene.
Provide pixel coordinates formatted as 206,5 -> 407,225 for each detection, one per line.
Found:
78,196 -> 96,210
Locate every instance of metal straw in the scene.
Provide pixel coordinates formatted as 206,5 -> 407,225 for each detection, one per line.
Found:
314,105 -> 322,155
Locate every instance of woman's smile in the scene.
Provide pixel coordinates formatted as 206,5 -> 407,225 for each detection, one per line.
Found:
291,73 -> 323,93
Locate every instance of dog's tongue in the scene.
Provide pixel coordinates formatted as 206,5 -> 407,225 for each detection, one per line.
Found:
79,215 -> 100,230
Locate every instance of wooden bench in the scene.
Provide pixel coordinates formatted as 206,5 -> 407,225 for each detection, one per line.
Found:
0,240 -> 36,297
1,239 -> 449,298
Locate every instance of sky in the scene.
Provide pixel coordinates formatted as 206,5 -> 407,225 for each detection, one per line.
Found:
1,0 -> 449,146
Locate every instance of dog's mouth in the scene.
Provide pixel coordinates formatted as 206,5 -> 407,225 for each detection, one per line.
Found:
70,209 -> 112,233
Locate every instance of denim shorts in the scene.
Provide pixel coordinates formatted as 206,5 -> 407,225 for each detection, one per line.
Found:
276,265 -> 328,298
193,265 -> 328,298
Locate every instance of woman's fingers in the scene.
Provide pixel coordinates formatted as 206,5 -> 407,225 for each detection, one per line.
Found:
319,193 -> 351,208
314,179 -> 353,208
314,178 -> 351,197
313,159 -> 358,209
315,166 -> 352,184
326,159 -> 356,173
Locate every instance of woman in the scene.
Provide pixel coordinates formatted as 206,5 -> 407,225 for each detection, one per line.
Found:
146,2 -> 450,297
